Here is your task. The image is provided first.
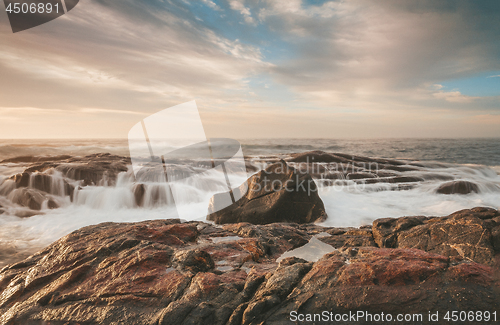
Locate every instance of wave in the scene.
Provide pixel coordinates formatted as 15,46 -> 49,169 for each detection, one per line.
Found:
0,140 -> 499,267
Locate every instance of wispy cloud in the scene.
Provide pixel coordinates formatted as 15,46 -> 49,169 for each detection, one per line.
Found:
228,0 -> 255,24
433,90 -> 478,103
201,0 -> 221,11
79,108 -> 145,115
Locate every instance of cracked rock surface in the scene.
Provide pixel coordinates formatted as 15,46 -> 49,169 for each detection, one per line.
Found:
0,208 -> 499,324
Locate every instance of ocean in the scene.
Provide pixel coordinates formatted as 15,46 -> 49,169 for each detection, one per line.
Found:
0,138 -> 499,267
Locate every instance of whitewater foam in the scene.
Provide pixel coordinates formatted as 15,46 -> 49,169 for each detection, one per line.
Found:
0,138 -> 499,267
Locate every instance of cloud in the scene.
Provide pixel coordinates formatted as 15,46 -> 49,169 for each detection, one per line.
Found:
228,0 -> 255,24
258,0 -> 500,108
79,108 -> 145,115
0,0 -> 499,138
0,0 -> 268,112
0,107 -> 64,114
201,0 -> 221,11
432,90 -> 478,103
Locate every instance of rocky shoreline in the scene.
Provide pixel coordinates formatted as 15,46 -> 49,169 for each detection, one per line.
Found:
0,151 -> 499,324
0,150 -> 492,219
0,207 -> 499,324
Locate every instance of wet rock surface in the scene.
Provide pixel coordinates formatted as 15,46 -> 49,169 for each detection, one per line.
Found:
24,153 -> 130,186
7,188 -> 58,211
0,207 -> 499,324
373,207 -> 500,265
0,150 -> 491,221
436,180 -> 480,194
282,151 -> 455,187
208,161 -> 327,225
0,153 -> 128,216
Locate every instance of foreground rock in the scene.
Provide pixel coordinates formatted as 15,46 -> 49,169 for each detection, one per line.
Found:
373,207 -> 500,265
0,208 -> 499,324
207,161 -> 327,225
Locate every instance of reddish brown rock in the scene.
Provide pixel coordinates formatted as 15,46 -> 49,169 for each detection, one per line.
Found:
373,207 -> 500,265
257,248 -> 499,325
0,209 -> 499,325
319,228 -> 377,249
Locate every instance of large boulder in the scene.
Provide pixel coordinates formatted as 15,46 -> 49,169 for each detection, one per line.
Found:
207,161 -> 327,225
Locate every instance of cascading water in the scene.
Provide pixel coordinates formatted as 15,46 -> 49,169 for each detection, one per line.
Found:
0,138 -> 499,268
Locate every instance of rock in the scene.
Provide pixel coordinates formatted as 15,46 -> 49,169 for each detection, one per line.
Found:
7,188 -> 58,211
251,150 -> 462,193
10,173 -> 30,188
30,174 -> 52,193
25,153 -> 130,186
258,248 -> 499,325
13,209 -> 43,218
319,228 -> 377,249
173,249 -> 215,273
388,176 -> 425,183
0,155 -> 72,164
490,226 -> 500,252
373,207 -> 500,265
288,151 -> 349,164
346,172 -> 376,180
0,212 -> 499,325
207,161 -> 327,225
0,220 -> 290,324
372,216 -> 427,248
47,200 -> 59,209
436,180 -> 479,194
133,183 -> 146,207
64,181 -> 75,200
9,172 -> 75,199
239,258 -> 312,324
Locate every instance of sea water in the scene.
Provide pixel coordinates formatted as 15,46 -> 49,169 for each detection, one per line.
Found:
0,138 -> 499,266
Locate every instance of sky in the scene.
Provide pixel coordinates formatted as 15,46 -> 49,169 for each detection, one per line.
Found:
0,0 -> 499,139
